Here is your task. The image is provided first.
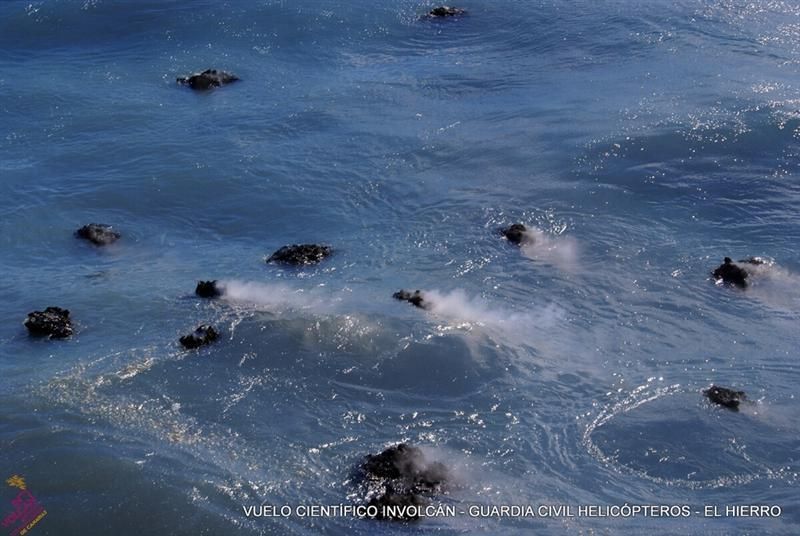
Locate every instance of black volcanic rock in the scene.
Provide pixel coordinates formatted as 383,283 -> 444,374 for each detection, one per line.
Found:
704,385 -> 746,410
358,443 -> 449,521
427,6 -> 466,18
712,257 -> 749,288
501,223 -> 530,245
195,280 -> 223,298
363,443 -> 448,490
75,223 -> 121,246
180,324 -> 219,349
177,69 -> 239,90
267,244 -> 332,265
25,307 -> 73,339
392,290 -> 428,310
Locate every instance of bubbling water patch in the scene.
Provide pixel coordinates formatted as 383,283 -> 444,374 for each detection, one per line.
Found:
739,260 -> 800,312
220,280 -> 337,313
519,227 -> 580,272
35,341 -> 336,523
420,288 -> 565,345
583,382 -> 796,489
218,281 -> 567,351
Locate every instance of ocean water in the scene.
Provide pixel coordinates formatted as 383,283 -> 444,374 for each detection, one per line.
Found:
1,0 -> 799,534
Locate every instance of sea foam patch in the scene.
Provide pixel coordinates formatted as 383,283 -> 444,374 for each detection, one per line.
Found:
519,227 -> 580,272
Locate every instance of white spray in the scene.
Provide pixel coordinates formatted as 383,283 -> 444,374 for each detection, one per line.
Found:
219,280 -> 335,313
419,288 -> 564,343
519,227 -> 580,272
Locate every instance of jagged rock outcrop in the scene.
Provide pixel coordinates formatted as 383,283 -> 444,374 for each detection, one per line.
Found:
25,307 -> 73,338
180,324 -> 219,349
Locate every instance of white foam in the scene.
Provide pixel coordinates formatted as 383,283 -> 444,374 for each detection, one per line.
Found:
420,288 -> 564,344
519,227 -> 579,272
744,261 -> 800,311
219,280 -> 333,312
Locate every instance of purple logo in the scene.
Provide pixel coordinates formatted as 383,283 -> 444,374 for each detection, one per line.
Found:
1,476 -> 47,536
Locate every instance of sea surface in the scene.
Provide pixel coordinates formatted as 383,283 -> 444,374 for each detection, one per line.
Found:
1,1 -> 799,534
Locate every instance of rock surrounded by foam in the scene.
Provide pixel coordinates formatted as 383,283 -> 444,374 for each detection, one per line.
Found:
363,443 -> 448,487
704,385 -> 746,410
25,307 -> 73,338
392,290 -> 428,310
359,443 -> 449,521
177,69 -> 239,90
195,280 -> 223,298
180,324 -> 219,349
267,244 -> 332,265
75,223 -> 121,246
500,223 -> 531,245
712,257 -> 750,288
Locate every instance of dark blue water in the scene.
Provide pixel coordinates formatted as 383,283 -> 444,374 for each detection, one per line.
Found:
1,1 -> 799,534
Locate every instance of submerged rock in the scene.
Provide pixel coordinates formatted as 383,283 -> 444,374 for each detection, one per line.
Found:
358,443 -> 449,521
392,290 -> 428,310
195,280 -> 223,298
712,257 -> 749,288
500,223 -> 530,245
177,69 -> 240,90
179,324 -> 219,349
75,223 -> 121,246
704,385 -> 746,410
267,244 -> 332,265
24,307 -> 73,339
427,6 -> 466,18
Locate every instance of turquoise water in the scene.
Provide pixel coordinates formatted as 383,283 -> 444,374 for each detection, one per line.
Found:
1,1 -> 799,534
